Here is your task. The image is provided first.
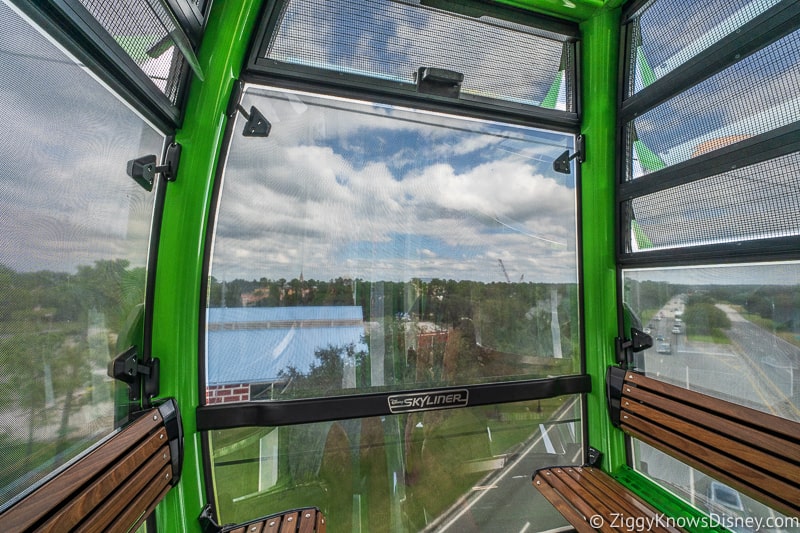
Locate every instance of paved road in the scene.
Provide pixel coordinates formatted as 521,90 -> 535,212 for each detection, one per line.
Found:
429,399 -> 580,533
641,300 -> 800,421
637,298 -> 800,527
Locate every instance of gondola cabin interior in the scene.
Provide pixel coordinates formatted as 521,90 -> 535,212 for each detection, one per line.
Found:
1,0 -> 799,531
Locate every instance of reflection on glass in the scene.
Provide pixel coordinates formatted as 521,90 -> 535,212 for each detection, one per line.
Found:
206,86 -> 579,401
0,2 -> 162,508
622,262 -> 800,422
632,440 -> 799,531
210,396 -> 581,532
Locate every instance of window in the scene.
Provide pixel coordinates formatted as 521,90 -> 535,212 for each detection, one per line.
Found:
0,0 -> 165,508
205,86 -> 581,401
201,3 -> 584,529
255,0 -> 577,111
208,396 -> 582,530
618,0 -> 800,522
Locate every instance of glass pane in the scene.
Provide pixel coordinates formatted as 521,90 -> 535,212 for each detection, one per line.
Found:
622,262 -> 800,422
632,440 -> 800,531
206,86 -> 579,402
626,28 -> 800,179
626,0 -> 781,96
263,0 -> 574,110
0,1 -> 163,508
625,150 -> 800,252
209,396 -> 581,532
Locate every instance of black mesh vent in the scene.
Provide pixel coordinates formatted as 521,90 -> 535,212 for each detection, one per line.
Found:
627,151 -> 800,252
78,0 -> 189,104
263,0 -> 574,111
625,28 -> 800,180
626,0 -> 779,96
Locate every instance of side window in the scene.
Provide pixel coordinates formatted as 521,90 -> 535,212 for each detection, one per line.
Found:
619,0 -> 800,522
0,1 -> 165,507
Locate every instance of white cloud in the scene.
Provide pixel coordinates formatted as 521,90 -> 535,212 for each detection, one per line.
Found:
211,88 -> 578,284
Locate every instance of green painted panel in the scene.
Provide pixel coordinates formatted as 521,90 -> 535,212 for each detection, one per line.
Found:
151,0 -> 264,531
578,7 -> 627,471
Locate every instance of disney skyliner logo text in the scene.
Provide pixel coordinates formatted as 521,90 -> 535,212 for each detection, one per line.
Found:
589,512 -> 799,531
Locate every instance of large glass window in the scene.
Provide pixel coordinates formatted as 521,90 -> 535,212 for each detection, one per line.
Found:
623,263 -> 800,422
205,86 -> 580,402
0,1 -> 164,508
209,396 -> 582,532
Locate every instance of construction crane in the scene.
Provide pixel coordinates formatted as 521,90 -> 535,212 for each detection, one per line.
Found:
498,259 -> 511,282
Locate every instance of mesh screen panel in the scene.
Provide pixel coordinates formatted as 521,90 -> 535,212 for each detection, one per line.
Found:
79,0 -> 188,104
628,151 -> 800,252
626,0 -> 780,96
264,0 -> 574,110
626,28 -> 800,179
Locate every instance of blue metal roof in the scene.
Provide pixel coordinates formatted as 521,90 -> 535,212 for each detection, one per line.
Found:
206,306 -> 366,386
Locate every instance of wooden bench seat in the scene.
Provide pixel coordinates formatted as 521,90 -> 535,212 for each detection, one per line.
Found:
534,367 -> 800,529
0,398 -> 182,533
533,466 -> 685,532
199,506 -> 326,533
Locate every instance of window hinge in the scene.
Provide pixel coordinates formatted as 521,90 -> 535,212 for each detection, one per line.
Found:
126,142 -> 181,191
108,346 -> 160,402
553,134 -> 584,174
615,327 -> 652,365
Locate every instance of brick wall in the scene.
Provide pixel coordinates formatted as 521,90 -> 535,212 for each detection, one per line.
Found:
206,383 -> 250,404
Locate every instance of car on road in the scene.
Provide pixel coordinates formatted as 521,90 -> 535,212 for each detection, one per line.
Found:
656,342 -> 672,354
671,325 -> 681,334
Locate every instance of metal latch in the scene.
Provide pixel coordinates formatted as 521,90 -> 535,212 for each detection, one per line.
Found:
615,327 -> 653,365
109,346 -> 160,401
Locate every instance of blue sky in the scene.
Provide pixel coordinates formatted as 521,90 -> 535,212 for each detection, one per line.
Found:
211,86 -> 577,284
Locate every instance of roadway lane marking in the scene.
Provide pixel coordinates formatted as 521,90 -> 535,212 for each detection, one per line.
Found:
437,397 -> 579,532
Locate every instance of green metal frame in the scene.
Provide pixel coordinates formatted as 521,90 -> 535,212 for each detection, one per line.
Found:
579,5 -> 625,471
152,1 -> 264,531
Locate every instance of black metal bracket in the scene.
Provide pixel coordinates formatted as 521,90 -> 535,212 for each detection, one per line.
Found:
606,365 -> 626,427
415,67 -> 464,98
553,134 -> 585,174
237,105 -> 271,137
586,446 -> 602,467
126,142 -> 181,191
108,346 -> 160,402
615,327 -> 652,365
157,397 -> 184,486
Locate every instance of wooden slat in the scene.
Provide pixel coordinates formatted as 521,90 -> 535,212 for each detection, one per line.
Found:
279,511 -> 300,533
76,450 -> 172,532
624,372 -> 800,441
623,384 -> 800,464
622,392 -> 800,485
316,509 -> 326,533
263,513 -> 285,533
37,429 -> 171,532
533,471 -> 598,533
0,408 -> 163,531
297,509 -> 318,533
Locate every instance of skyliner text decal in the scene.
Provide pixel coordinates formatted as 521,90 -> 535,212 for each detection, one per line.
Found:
387,389 -> 469,414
